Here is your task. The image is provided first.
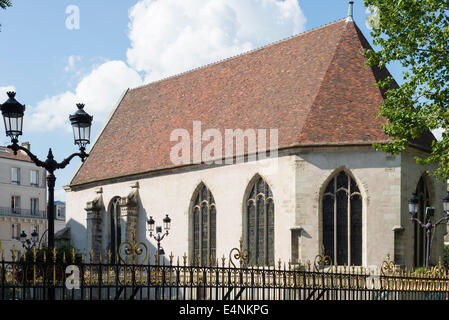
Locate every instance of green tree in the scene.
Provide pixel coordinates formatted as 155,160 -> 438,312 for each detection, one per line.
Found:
364,0 -> 449,180
0,0 -> 11,9
0,0 -> 12,31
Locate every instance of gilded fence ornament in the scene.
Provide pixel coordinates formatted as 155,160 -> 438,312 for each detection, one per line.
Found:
169,252 -> 174,266
11,245 -> 16,262
313,245 -> 333,272
118,230 -> 148,265
211,254 -> 216,267
229,237 -> 248,268
431,256 -> 446,277
380,253 -> 396,276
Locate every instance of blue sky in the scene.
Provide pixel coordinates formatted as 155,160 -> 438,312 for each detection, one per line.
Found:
0,0 -> 405,201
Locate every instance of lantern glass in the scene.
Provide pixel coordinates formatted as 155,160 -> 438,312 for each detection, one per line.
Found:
408,193 -> 419,215
443,192 -> 449,213
72,122 -> 91,147
3,113 -> 23,139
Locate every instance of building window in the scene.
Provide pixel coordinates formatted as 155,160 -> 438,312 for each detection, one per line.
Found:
322,171 -> 362,266
11,223 -> 21,240
57,206 -> 65,219
109,197 -> 121,262
11,167 -> 20,185
191,184 -> 216,266
414,176 -> 430,267
246,176 -> 274,266
30,198 -> 39,215
11,196 -> 20,214
30,170 -> 39,187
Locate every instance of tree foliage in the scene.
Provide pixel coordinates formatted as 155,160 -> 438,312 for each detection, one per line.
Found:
0,0 -> 12,31
364,0 -> 449,180
0,0 -> 11,10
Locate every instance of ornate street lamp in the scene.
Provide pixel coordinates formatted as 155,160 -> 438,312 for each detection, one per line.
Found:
147,215 -> 171,261
408,192 -> 449,269
0,92 -> 92,251
19,229 -> 39,250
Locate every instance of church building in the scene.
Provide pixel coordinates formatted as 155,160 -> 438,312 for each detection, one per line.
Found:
64,10 -> 446,268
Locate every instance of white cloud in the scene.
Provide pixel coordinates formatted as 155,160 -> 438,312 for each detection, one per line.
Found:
126,0 -> 306,82
26,61 -> 142,132
0,86 -> 16,101
28,0 -> 306,133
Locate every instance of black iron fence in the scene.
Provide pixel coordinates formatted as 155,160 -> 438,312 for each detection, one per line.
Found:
1,237 -> 449,300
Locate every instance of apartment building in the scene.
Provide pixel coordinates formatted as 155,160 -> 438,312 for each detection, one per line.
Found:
54,200 -> 66,233
0,143 -> 47,260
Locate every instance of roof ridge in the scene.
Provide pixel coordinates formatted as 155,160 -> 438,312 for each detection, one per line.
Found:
130,18 -> 347,91
299,21 -> 350,137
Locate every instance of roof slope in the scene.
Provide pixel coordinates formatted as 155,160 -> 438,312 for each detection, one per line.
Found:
70,19 -> 430,186
0,146 -> 33,162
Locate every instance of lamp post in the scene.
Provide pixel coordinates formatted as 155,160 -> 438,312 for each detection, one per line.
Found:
19,229 -> 39,250
0,92 -> 93,251
147,214 -> 171,263
408,191 -> 449,269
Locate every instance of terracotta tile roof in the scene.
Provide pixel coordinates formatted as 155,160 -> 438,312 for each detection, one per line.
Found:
70,19 -> 433,186
0,146 -> 33,162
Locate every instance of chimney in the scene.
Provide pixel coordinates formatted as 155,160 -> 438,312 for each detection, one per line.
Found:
21,142 -> 30,151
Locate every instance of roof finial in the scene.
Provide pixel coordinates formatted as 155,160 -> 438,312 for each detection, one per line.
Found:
346,1 -> 354,22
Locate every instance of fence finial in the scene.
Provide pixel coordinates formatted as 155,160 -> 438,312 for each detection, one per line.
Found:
11,245 -> 16,262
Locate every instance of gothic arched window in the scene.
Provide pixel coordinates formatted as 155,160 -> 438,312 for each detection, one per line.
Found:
322,171 -> 362,265
191,184 -> 216,265
109,197 -> 121,262
246,176 -> 274,266
414,176 -> 430,267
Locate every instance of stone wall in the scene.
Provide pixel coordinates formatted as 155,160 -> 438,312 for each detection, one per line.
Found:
66,146 -> 446,267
